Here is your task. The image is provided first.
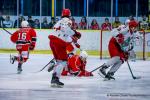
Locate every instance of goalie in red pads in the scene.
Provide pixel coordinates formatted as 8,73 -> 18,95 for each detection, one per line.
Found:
10,21 -> 37,74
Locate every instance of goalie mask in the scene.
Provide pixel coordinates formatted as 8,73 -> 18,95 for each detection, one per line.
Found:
21,21 -> 29,27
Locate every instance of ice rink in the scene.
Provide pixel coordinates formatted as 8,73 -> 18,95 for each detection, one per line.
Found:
0,53 -> 150,100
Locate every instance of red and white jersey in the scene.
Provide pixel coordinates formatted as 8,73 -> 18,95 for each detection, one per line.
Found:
111,24 -> 129,37
11,27 -> 37,47
67,55 -> 86,74
111,24 -> 142,52
53,17 -> 75,42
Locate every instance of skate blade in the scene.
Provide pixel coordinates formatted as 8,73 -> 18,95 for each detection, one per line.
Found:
103,78 -> 115,81
98,72 -> 105,78
51,83 -> 63,88
17,71 -> 22,74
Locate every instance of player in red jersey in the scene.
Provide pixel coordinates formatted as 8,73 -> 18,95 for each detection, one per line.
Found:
61,51 -> 93,77
10,21 -> 37,74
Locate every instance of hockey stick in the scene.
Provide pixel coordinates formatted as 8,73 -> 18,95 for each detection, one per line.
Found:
36,58 -> 55,72
126,60 -> 141,79
90,65 -> 103,73
2,27 -> 12,35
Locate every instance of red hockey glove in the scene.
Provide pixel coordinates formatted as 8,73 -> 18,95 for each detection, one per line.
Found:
29,44 -> 35,50
120,52 -> 129,63
71,36 -> 78,43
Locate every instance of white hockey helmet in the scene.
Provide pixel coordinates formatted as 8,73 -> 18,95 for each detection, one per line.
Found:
80,50 -> 88,59
21,21 -> 29,27
125,19 -> 130,25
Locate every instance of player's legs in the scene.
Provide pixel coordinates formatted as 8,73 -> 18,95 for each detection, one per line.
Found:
50,38 -> 68,87
99,56 -> 120,77
105,59 -> 122,80
16,45 -> 29,73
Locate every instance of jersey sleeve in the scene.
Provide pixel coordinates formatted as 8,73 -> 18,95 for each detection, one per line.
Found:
29,28 -> 37,50
10,31 -> 18,43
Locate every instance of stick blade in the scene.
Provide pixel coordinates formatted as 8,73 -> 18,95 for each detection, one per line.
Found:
134,76 -> 141,79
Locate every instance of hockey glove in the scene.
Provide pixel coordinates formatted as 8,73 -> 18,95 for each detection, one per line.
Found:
29,44 -> 35,50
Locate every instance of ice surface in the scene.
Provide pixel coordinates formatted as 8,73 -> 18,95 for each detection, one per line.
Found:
0,53 -> 150,100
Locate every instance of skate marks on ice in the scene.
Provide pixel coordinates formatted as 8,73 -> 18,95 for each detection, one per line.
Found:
0,54 -> 150,100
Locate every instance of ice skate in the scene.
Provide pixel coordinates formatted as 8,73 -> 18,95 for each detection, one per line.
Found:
51,73 -> 64,88
103,72 -> 115,81
17,63 -> 23,74
98,64 -> 108,78
17,67 -> 22,74
10,55 -> 17,64
47,60 -> 55,72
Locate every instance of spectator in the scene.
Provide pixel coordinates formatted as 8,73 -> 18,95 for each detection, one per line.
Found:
139,15 -> 148,30
49,17 -> 56,29
90,19 -> 99,30
41,17 -> 49,29
14,16 -> 25,28
79,16 -> 88,29
112,17 -> 121,28
34,19 -> 40,29
55,17 -> 59,23
101,18 -> 111,30
70,17 -> 78,30
0,11 -> 4,28
3,15 -> 13,28
27,16 -> 34,28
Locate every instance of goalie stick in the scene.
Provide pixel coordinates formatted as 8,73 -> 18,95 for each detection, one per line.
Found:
2,27 -> 12,35
126,60 -> 141,79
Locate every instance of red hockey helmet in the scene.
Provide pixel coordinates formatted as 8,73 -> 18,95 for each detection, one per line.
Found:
129,20 -> 138,28
61,9 -> 71,17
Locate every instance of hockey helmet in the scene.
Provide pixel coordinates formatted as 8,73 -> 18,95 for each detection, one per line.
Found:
125,19 -> 130,25
21,21 -> 29,27
129,20 -> 138,28
61,9 -> 71,17
80,51 -> 88,59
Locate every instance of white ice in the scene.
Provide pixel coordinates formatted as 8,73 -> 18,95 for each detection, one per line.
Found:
0,53 -> 150,100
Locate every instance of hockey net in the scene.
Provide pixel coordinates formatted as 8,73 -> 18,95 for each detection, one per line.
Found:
100,29 -> 150,60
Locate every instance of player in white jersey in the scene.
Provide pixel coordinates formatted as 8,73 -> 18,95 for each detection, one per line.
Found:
48,8 -> 75,87
98,20 -> 139,80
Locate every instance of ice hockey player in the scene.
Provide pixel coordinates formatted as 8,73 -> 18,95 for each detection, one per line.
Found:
47,30 -> 81,72
48,8 -> 75,87
98,20 -> 138,81
10,21 -> 37,74
61,50 -> 93,77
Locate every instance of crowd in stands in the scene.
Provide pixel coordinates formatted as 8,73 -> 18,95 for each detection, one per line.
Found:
0,12 -> 149,30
